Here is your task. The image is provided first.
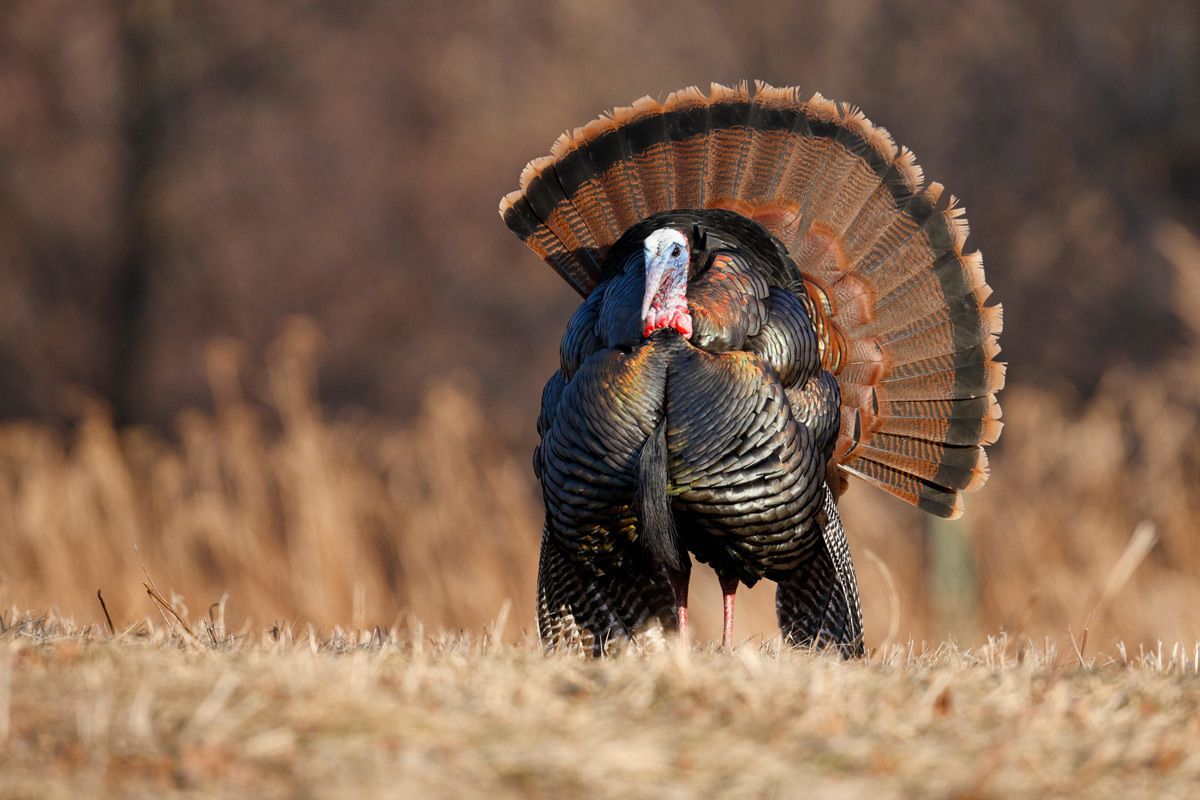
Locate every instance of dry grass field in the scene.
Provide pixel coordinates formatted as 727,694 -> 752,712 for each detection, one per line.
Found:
2,612 -> 1199,799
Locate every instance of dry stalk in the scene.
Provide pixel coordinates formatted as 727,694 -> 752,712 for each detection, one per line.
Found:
143,582 -> 197,640
862,549 -> 900,651
1079,522 -> 1159,657
96,589 -> 115,636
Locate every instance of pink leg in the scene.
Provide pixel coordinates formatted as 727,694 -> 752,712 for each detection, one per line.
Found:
668,568 -> 690,645
719,573 -> 739,650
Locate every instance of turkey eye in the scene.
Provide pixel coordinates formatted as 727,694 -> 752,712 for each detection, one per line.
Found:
670,244 -> 682,258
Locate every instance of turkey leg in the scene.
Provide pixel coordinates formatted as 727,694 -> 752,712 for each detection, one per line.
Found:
667,564 -> 690,645
719,573 -> 739,650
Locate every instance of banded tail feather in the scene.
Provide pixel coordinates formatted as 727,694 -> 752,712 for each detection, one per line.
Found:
501,82 -> 1002,521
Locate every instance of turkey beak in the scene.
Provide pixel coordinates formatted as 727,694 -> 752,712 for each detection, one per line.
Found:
640,254 -> 670,329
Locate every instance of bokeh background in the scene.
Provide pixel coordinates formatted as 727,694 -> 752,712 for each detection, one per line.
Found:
2,0 -> 1199,649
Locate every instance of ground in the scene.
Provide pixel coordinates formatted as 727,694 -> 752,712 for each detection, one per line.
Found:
2,613 -> 1198,799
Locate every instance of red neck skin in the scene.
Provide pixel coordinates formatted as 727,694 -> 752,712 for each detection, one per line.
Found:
641,268 -> 692,339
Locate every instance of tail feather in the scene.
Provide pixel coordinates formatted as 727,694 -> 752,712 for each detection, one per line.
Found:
848,189 -> 959,292
623,96 -> 673,212
790,104 -> 887,257
767,94 -> 835,246
662,85 -> 710,209
704,82 -> 753,205
852,434 -> 989,490
610,104 -> 652,222
878,359 -> 1006,402
521,156 -> 596,276
736,83 -> 803,203
580,114 -> 645,236
842,458 -> 965,518
500,82 -> 1003,518
872,396 -> 1003,447
499,189 -> 591,295
548,137 -> 615,264
868,251 -> 989,333
880,306 -> 1003,374
830,148 -> 928,279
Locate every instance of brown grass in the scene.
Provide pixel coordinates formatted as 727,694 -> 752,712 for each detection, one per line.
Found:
2,612 -> 1199,799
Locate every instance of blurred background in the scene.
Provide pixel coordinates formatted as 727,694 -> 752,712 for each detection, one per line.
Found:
1,0 -> 1199,649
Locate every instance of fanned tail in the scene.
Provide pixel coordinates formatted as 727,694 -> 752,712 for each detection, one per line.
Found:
812,186 -> 1004,518
500,82 -> 1003,517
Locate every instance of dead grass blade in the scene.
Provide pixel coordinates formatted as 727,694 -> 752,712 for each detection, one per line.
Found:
143,582 -> 197,640
96,589 -> 115,636
1079,522 -> 1159,658
862,549 -> 900,651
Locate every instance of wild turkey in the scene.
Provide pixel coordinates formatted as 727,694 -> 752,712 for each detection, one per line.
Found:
500,82 -> 1003,656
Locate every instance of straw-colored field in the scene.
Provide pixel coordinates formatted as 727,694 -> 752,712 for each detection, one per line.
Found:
2,613 -> 1199,799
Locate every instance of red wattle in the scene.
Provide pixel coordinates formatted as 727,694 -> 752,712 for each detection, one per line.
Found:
675,312 -> 693,339
642,309 -> 693,339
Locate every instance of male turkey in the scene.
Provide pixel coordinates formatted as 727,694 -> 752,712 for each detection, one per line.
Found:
500,82 -> 1003,656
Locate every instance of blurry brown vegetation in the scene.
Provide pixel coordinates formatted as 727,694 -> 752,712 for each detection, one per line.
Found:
1,320 -> 541,636
1,1 -> 1200,646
